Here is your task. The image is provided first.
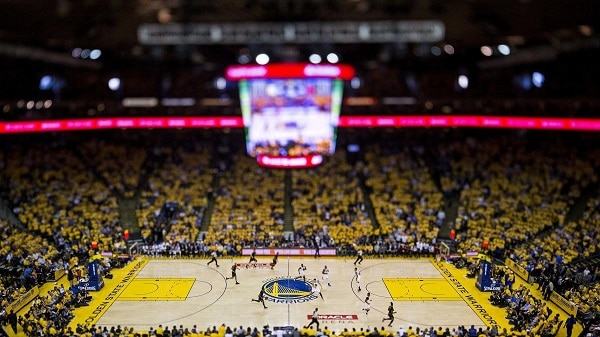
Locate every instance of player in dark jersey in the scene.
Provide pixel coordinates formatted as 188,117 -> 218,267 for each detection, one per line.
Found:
249,251 -> 258,263
362,292 -> 371,316
251,288 -> 268,308
270,253 -> 279,270
382,302 -> 396,327
225,264 -> 239,285
304,308 -> 320,330
354,249 -> 364,265
207,251 -> 219,267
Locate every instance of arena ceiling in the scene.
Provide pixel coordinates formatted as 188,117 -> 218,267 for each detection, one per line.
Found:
0,0 -> 597,57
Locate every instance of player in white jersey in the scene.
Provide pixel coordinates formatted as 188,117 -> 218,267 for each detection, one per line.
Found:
321,265 -> 331,286
362,292 -> 371,315
312,279 -> 324,300
297,263 -> 307,281
354,267 -> 362,292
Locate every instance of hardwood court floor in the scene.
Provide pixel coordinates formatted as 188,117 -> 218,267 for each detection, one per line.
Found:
91,257 -> 487,330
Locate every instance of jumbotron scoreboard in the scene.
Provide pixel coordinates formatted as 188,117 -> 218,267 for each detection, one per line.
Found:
226,63 -> 355,168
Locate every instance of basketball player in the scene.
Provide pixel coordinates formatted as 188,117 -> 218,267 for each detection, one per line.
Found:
270,253 -> 279,270
304,308 -> 320,330
382,302 -> 396,327
362,292 -> 371,316
312,279 -> 324,301
297,263 -> 307,281
249,251 -> 258,264
322,265 -> 331,287
225,264 -> 239,285
251,288 -> 268,309
207,250 -> 219,267
354,267 -> 362,292
354,249 -> 364,265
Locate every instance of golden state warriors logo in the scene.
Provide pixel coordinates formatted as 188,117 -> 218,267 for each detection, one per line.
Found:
262,277 -> 318,304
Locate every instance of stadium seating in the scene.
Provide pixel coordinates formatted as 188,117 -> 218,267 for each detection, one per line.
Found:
292,151 -> 372,247
446,139 -> 596,253
79,140 -> 147,197
5,145 -> 121,250
365,145 -> 443,244
207,154 -> 284,251
137,145 -> 213,244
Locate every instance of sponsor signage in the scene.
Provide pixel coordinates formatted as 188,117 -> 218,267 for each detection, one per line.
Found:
242,248 -> 336,256
6,286 -> 39,313
226,64 -> 355,80
505,258 -> 530,283
236,263 -> 272,269
2,116 -> 600,135
338,116 -> 600,131
550,291 -> 578,316
256,154 -> 324,169
306,314 -> 359,321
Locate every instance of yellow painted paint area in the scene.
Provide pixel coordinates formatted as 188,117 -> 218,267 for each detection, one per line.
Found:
68,257 -> 148,329
118,278 -> 196,301
383,278 -> 462,301
433,261 -> 512,328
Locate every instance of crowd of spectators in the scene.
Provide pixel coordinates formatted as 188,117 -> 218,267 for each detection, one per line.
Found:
508,196 -> 600,315
207,153 -> 285,252
365,144 -> 442,249
1,132 -> 599,337
138,145 -> 212,245
443,138 -> 596,255
292,152 -> 371,250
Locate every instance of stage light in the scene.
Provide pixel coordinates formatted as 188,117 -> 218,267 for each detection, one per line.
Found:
238,54 -> 250,64
256,53 -> 269,65
458,75 -> 469,89
35,101 -> 43,109
39,75 -> 53,90
215,77 -> 227,90
480,46 -> 493,56
326,53 -> 339,63
309,54 -> 321,64
43,100 -> 53,109
351,77 -> 361,89
497,44 -> 510,56
80,49 -> 91,59
108,77 -> 121,91
443,44 -> 455,55
431,46 -> 441,56
72,48 -> 82,58
26,101 -> 34,110
89,49 -> 102,60
532,72 -> 544,88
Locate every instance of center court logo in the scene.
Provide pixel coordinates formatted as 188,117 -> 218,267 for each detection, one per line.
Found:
262,277 -> 318,304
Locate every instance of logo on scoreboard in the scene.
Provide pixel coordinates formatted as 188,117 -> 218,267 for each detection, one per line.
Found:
262,277 -> 318,304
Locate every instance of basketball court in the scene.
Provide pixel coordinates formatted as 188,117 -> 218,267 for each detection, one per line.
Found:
70,257 -> 500,331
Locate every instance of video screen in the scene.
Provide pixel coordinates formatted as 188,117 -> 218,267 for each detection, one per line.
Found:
239,78 -> 343,157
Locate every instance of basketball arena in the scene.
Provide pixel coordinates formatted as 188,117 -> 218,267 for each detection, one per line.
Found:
1,2 -> 600,337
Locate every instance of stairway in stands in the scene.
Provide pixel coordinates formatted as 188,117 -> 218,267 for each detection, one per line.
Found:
199,172 -> 220,235
564,181 -> 599,225
283,171 -> 294,233
420,146 -> 457,239
357,170 -> 380,228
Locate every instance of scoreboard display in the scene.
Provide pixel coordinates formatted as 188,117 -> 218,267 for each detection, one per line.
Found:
240,78 -> 343,157
226,63 -> 354,168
